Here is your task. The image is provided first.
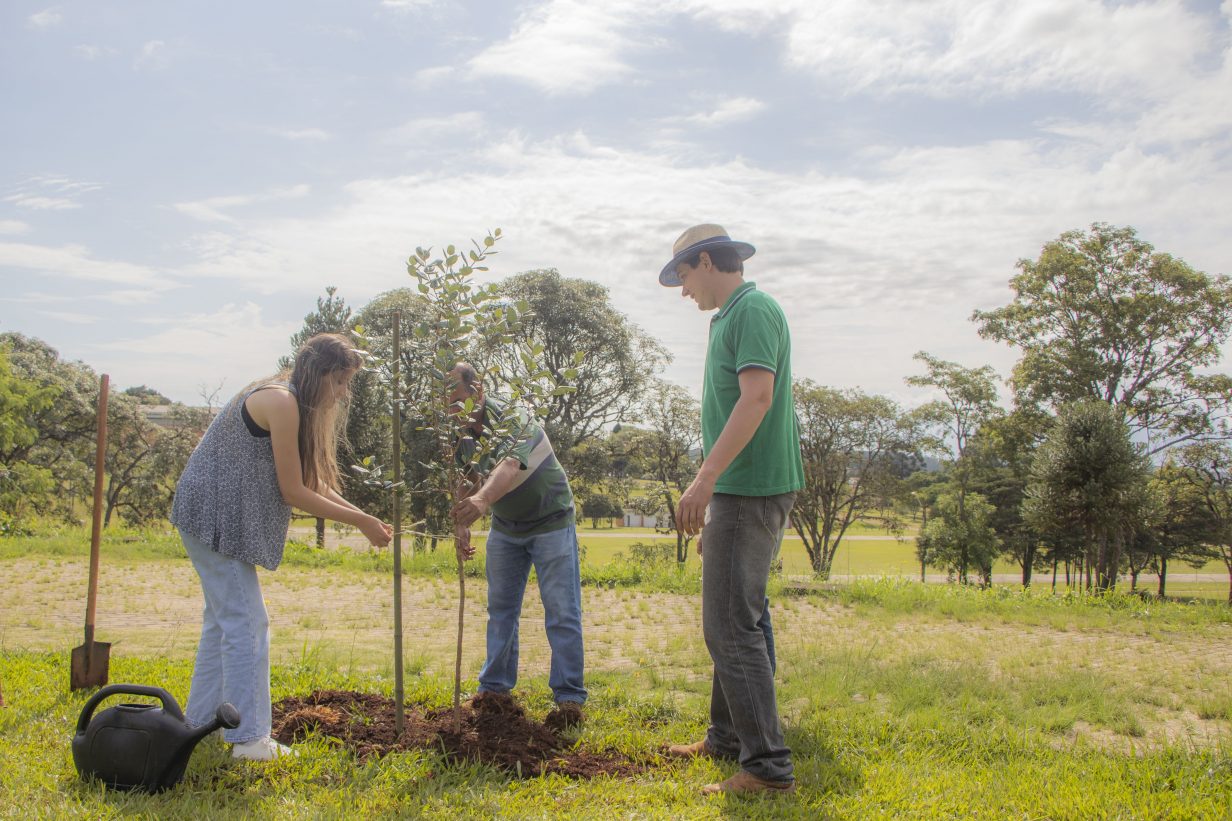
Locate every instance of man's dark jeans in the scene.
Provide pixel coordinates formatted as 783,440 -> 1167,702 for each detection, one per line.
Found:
702,491 -> 796,783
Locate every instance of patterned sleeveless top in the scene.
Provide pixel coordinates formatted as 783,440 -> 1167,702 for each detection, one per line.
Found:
170,383 -> 297,570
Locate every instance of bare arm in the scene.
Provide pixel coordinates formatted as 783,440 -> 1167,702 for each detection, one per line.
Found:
451,457 -> 523,528
247,388 -> 391,547
675,367 -> 774,536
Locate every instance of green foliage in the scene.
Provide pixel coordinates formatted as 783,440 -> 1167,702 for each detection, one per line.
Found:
920,491 -> 1000,584
637,379 -> 701,562
488,269 -> 669,454
973,222 -> 1232,453
793,379 -> 922,578
1026,400 -> 1151,590
0,333 -> 98,522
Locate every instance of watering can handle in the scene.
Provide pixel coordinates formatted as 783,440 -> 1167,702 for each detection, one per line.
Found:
75,684 -> 183,734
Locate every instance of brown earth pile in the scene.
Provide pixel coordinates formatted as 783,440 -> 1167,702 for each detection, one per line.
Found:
272,690 -> 646,779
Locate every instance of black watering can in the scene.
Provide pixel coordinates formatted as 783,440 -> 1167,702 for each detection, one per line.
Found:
72,684 -> 240,792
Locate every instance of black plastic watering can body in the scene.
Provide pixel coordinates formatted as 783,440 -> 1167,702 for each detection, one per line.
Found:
72,683 -> 240,792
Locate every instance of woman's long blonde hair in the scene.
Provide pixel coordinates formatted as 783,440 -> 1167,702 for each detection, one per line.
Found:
285,333 -> 362,492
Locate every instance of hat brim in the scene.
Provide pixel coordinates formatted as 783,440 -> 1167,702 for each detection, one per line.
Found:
659,238 -> 756,286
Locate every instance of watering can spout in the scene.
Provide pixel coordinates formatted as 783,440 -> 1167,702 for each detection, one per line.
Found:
192,703 -> 242,744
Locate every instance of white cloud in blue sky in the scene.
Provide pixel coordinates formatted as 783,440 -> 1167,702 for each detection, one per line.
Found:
2,0 -> 1230,407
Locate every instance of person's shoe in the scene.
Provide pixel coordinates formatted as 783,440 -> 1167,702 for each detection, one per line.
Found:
701,769 -> 795,796
545,700 -> 585,731
231,736 -> 296,761
666,739 -> 735,761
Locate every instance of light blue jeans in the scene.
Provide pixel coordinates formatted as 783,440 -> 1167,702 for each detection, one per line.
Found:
181,529 -> 270,743
479,522 -> 587,704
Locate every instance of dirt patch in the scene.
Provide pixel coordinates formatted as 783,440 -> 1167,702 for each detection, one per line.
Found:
272,690 -> 646,779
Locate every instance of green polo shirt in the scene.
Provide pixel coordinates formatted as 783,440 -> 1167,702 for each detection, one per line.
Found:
456,396 -> 575,536
702,281 -> 805,496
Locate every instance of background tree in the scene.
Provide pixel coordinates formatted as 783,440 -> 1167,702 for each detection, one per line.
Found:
1144,461 -> 1215,597
1171,443 -> 1232,603
969,408 -> 1050,587
0,346 -> 57,531
921,491 -> 1000,585
791,380 -> 922,578
906,352 -> 1003,583
490,269 -> 669,461
1025,400 -> 1150,591
0,333 -> 101,522
973,223 -> 1232,454
639,379 -> 701,563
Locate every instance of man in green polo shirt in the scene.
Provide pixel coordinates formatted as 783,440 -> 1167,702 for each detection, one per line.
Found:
659,224 -> 804,796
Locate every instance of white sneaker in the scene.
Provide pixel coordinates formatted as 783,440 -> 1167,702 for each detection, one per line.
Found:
231,736 -> 296,761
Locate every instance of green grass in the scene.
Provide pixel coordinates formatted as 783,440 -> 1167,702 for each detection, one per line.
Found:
3,627 -> 1230,818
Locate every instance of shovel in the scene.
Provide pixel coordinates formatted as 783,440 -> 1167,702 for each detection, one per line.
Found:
71,374 -> 111,691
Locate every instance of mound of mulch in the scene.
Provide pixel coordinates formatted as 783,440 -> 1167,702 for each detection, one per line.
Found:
271,690 -> 647,779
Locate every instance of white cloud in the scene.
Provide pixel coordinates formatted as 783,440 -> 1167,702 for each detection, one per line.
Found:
0,220 -> 31,235
468,0 -> 647,94
172,184 -> 312,224
0,242 -> 172,289
134,40 -> 168,71
380,112 -> 485,146
93,303 -> 299,405
4,195 -> 81,211
4,176 -> 102,211
75,45 -> 119,60
679,97 -> 766,128
37,310 -> 97,325
266,127 -> 332,142
28,8 -> 62,28
163,123 -> 1232,398
381,0 -> 436,9
776,0 -> 1214,99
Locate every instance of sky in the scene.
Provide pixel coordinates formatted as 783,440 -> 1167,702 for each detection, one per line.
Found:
2,0 -> 1231,408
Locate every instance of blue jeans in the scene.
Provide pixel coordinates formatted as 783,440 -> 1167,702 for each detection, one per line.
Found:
702,492 -> 796,783
181,529 -> 271,743
479,522 -> 586,704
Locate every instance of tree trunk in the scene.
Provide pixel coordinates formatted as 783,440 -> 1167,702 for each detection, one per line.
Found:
1051,556 -> 1057,593
1157,556 -> 1168,598
316,517 -> 326,548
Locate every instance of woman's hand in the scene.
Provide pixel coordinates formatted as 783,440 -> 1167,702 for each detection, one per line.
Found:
359,515 -> 393,547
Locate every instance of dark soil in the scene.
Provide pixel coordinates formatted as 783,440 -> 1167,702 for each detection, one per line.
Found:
271,690 -> 647,779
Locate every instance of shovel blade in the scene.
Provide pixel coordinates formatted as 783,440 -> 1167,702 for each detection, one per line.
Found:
70,641 -> 111,691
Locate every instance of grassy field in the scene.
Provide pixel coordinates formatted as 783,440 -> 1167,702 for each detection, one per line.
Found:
2,529 -> 1231,818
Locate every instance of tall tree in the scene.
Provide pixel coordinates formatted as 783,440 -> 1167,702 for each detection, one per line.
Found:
791,380 -> 922,578
970,408 -> 1051,587
921,491 -> 1000,585
1170,442 -> 1232,603
490,269 -> 669,457
906,352 -> 1003,583
639,379 -> 701,563
973,223 -> 1232,454
1024,400 -> 1150,591
1145,461 -> 1215,597
0,333 -> 100,520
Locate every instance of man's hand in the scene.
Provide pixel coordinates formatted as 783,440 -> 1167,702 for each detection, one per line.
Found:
452,494 -> 490,528
455,524 -> 476,561
695,532 -> 703,557
676,473 -> 715,536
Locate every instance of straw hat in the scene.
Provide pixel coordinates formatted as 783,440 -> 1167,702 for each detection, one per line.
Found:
659,223 -> 756,286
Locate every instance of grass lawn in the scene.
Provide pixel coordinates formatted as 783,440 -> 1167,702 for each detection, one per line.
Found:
2,530 -> 1231,818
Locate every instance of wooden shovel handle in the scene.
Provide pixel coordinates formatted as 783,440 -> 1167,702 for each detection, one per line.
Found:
85,374 -> 109,643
